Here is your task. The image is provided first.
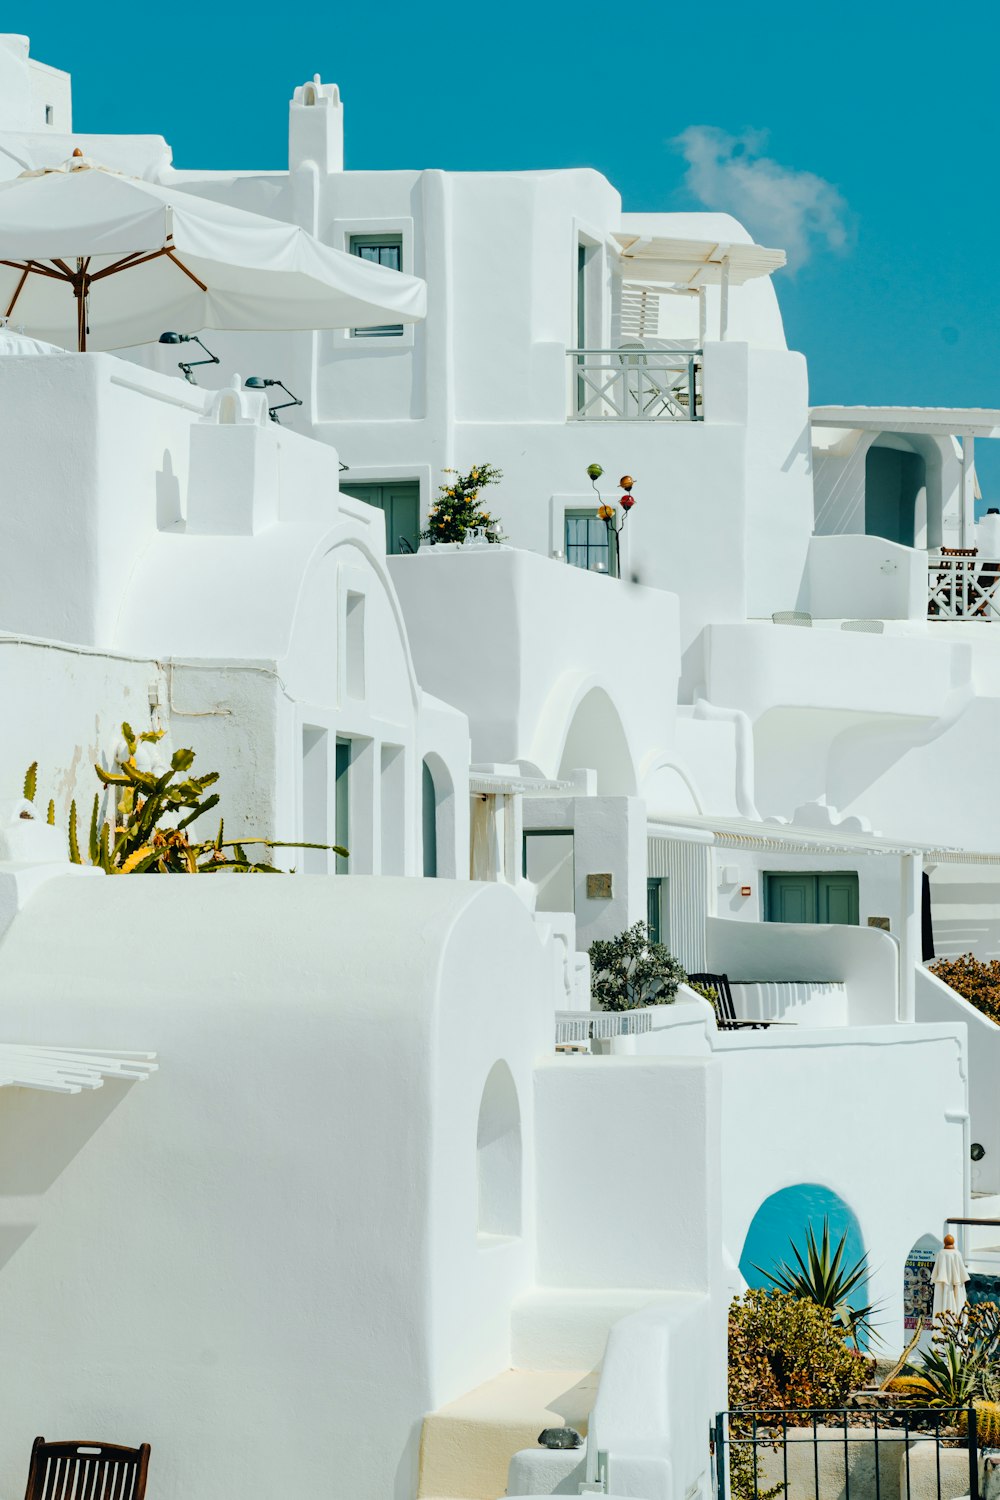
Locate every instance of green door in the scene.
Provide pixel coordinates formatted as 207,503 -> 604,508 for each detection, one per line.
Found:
335,737 -> 351,874
340,481 -> 420,555
818,872 -> 860,925
764,872 -> 859,926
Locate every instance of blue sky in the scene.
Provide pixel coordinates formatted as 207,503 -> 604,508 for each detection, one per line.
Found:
23,0 -> 1000,495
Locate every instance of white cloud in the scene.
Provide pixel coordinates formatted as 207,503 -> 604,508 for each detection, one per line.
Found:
672,126 -> 850,268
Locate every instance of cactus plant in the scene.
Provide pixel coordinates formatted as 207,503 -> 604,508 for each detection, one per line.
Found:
23,726 -> 347,874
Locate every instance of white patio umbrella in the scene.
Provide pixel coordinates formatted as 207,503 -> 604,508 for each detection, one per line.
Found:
0,152 -> 426,351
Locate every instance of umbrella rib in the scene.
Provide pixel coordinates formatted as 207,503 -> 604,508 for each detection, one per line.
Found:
164,249 -> 208,292
4,265 -> 30,319
88,247 -> 172,283
0,259 -> 69,283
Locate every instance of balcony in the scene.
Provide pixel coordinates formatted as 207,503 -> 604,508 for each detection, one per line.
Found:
928,551 -> 1000,620
568,346 -> 703,422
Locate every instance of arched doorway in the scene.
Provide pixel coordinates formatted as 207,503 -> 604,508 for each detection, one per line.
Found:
864,433 -> 945,549
421,753 -> 455,878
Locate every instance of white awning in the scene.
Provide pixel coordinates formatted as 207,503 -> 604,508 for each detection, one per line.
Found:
649,812 -> 954,859
612,234 -> 786,287
0,1046 -> 157,1093
811,406 -> 1000,438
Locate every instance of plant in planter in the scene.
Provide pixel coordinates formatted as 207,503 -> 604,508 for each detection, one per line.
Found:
588,921 -> 686,1011
754,1220 -> 880,1348
728,1288 -> 871,1419
421,463 -> 504,545
24,723 -> 346,874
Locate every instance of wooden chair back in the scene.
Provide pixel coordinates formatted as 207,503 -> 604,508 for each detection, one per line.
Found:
23,1437 -> 150,1500
687,971 -> 737,1027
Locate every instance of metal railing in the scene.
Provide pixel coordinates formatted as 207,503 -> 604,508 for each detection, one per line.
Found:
713,1406 -> 980,1500
928,554 -> 1000,620
568,347 -> 703,421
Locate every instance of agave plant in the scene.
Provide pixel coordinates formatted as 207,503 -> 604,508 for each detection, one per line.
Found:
893,1339 -> 987,1414
25,724 -> 346,874
754,1219 -> 879,1346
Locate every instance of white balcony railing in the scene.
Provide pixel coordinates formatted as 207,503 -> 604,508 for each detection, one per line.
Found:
568,347 -> 703,421
927,553 -> 1000,620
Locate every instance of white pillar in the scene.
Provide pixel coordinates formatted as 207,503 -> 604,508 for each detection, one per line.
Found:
719,258 -> 730,341
899,853 -> 921,1022
698,286 -> 707,347
960,435 -> 975,549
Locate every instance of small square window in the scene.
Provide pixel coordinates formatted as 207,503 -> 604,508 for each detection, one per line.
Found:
564,510 -> 611,574
349,234 -> 404,338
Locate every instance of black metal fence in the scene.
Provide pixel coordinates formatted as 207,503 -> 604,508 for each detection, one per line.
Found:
712,1408 -> 979,1500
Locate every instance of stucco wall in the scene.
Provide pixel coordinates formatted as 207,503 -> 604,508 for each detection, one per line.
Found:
0,875 -> 552,1500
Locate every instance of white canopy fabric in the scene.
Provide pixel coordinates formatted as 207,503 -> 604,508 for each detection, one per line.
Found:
612,233 -> 786,287
931,1245 -> 969,1318
0,156 -> 426,351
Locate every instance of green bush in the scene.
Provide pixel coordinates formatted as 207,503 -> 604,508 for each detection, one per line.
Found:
728,1289 -> 871,1421
588,922 -> 686,1011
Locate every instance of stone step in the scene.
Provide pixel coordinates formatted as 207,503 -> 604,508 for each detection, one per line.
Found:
417,1367 -> 597,1500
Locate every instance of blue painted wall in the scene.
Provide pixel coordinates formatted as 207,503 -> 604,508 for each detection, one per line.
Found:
739,1182 -> 866,1300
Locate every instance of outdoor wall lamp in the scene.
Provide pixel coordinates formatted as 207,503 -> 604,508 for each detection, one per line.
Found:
244,376 -> 303,424
158,331 -> 220,385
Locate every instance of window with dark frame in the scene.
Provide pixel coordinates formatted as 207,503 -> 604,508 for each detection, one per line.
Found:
564,510 -> 610,573
349,233 -> 405,338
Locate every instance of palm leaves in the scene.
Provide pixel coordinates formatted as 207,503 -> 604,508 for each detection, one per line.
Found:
754,1219 -> 879,1346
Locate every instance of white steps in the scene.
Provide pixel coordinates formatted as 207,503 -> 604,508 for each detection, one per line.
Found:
417,1367 -> 597,1500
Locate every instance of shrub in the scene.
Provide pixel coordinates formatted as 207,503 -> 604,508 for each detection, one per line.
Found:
421,463 -> 504,545
588,922 -> 686,1011
930,953 -> 1000,1025
728,1289 -> 871,1421
895,1301 -> 1000,1412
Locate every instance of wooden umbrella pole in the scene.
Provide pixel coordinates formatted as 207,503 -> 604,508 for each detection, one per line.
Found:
74,271 -> 86,352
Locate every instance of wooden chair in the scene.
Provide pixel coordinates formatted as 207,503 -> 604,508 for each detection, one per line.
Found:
686,972 -> 772,1031
23,1437 -> 151,1500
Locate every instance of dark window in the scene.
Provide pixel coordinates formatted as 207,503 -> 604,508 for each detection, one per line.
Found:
565,510 -> 611,574
349,234 -> 404,338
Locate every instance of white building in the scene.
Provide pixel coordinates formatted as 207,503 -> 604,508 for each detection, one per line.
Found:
0,33 -> 992,1500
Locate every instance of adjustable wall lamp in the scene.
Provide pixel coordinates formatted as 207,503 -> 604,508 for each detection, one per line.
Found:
159,331 -> 220,385
244,376 -> 303,424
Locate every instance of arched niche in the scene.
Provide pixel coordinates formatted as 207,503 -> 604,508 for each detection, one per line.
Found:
476,1060 -> 522,1240
739,1182 -> 866,1322
557,686 -> 636,796
903,1232 -> 941,1338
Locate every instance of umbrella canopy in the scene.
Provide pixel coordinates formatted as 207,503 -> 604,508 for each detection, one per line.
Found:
0,154 -> 427,351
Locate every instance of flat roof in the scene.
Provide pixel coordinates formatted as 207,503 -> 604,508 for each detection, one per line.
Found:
649,812 -> 954,858
811,406 -> 1000,437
